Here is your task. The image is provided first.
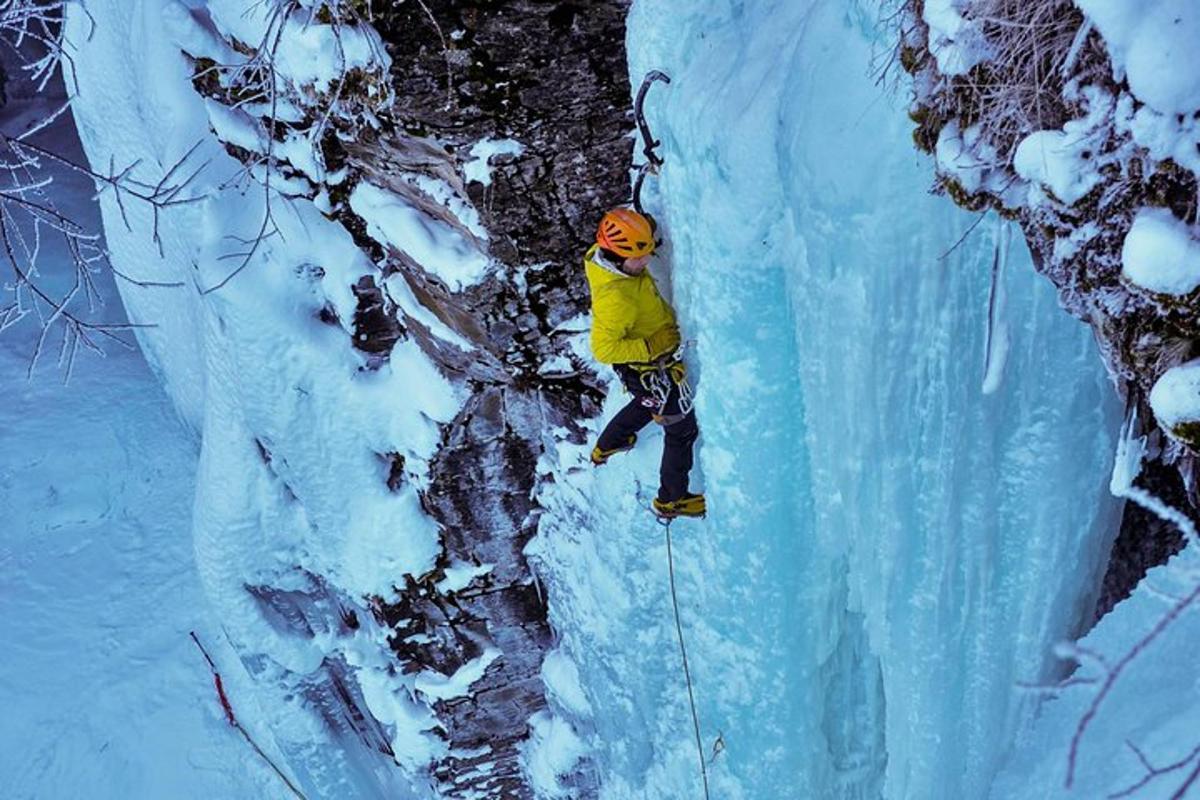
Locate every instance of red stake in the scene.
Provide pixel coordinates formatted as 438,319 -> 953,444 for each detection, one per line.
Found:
188,631 -> 308,800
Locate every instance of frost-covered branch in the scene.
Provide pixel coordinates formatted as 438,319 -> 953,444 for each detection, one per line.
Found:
0,1 -> 216,377
1064,581 -> 1200,789
1054,437 -> 1200,791
0,0 -> 77,94
0,130 -> 206,378
1108,740 -> 1200,800
187,0 -> 393,293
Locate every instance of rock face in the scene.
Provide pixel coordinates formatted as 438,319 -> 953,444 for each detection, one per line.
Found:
346,4 -> 632,795
894,0 -> 1199,614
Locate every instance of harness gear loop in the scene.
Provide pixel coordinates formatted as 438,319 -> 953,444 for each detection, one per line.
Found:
636,355 -> 692,425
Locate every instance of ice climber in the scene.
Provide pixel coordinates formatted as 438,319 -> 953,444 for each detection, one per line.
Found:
584,207 -> 706,519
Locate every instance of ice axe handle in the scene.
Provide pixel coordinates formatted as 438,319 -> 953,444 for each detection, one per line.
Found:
635,71 -> 671,167
633,71 -> 671,213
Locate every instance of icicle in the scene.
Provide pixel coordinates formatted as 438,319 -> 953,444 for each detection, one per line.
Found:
1109,405 -> 1147,496
981,218 -> 1011,395
1110,405 -> 1200,550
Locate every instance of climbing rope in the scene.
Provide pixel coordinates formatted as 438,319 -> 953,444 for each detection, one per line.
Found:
635,479 -> 711,799
662,516 -> 711,800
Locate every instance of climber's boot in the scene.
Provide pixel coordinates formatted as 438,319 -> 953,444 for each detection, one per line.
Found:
652,492 -> 706,520
591,434 -> 637,466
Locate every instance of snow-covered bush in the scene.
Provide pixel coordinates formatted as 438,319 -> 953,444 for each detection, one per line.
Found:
1151,360 -> 1200,451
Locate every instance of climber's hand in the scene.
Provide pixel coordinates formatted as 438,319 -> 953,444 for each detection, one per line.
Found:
645,325 -> 680,361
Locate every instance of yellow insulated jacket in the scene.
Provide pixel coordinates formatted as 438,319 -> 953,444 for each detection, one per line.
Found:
583,244 -> 679,364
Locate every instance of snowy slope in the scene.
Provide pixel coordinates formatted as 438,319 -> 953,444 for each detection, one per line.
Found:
533,2 -> 1122,799
992,543 -> 1200,800
0,107 -> 278,799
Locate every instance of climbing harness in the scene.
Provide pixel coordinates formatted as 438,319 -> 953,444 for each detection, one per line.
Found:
634,480 -> 712,800
632,352 -> 694,424
632,70 -> 671,215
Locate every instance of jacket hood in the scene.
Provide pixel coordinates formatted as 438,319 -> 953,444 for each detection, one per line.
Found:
585,244 -> 632,280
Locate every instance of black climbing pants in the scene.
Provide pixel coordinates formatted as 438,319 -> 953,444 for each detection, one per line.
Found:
597,363 -> 699,502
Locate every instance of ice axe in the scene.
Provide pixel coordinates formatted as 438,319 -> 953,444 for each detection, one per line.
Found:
632,70 -> 671,215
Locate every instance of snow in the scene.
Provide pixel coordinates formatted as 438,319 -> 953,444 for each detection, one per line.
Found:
1121,207 -> 1200,296
936,121 -> 993,194
1076,0 -> 1200,115
205,0 -> 391,94
63,1 -> 469,795
538,353 -> 575,376
923,0 -> 989,76
414,648 -> 501,702
541,649 -> 593,717
436,560 -> 495,594
0,106 -> 279,799
464,137 -> 525,187
162,1 -> 238,65
521,710 -> 588,798
382,272 -> 474,351
350,181 -> 491,291
1119,94 -> 1200,176
1149,359 -> 1200,442
204,98 -> 266,153
1013,130 -> 1102,205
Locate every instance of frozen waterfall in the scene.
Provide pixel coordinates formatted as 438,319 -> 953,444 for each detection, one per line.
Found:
535,2 -> 1121,798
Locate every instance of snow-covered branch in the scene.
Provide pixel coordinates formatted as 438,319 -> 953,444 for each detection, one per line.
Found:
181,0 -> 393,293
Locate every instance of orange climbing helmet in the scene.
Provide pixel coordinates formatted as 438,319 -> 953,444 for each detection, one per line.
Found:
596,207 -> 656,258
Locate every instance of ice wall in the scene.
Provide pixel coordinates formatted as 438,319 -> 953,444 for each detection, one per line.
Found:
533,1 -> 1122,798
